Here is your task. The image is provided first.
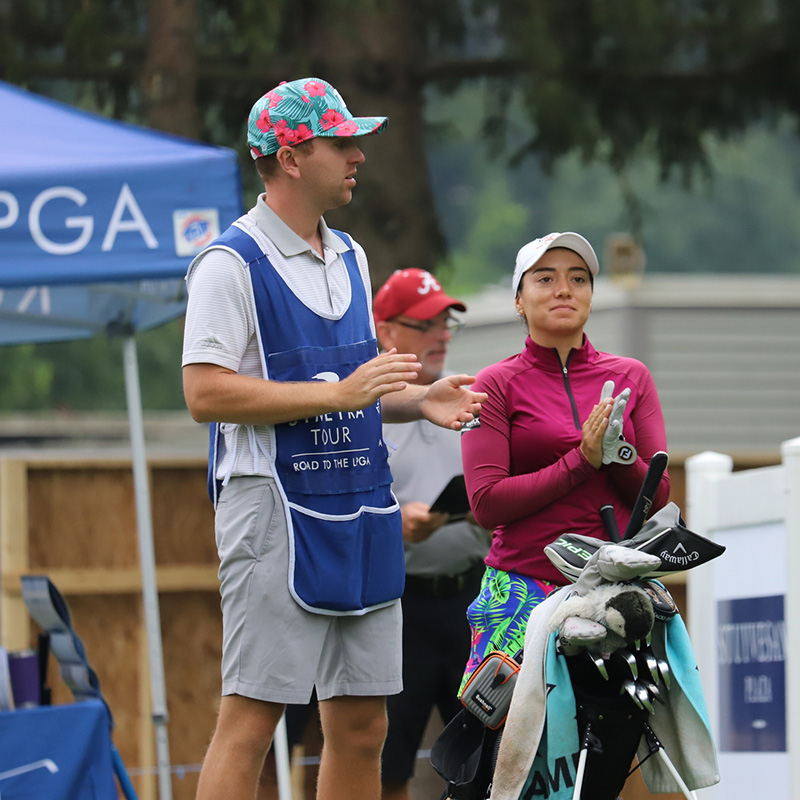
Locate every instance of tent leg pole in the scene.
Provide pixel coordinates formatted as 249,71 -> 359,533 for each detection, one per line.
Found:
123,336 -> 173,800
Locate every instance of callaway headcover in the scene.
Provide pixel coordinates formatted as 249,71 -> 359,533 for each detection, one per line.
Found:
544,502 -> 726,583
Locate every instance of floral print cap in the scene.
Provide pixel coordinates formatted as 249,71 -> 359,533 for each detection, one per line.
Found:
247,77 -> 388,158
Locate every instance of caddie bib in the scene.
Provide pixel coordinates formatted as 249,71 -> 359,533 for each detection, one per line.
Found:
199,221 -> 404,614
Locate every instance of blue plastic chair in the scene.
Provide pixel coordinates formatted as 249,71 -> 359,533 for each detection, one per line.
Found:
19,575 -> 137,799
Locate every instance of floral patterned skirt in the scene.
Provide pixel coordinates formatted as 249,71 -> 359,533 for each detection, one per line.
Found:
459,566 -> 558,695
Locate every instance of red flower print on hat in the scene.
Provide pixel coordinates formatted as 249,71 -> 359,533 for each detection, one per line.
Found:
276,122 -> 314,146
256,110 -> 272,132
335,120 -> 358,136
265,89 -> 283,108
305,80 -> 327,97
320,109 -> 345,130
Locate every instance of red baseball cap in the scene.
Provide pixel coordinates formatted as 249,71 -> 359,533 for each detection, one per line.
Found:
373,269 -> 466,324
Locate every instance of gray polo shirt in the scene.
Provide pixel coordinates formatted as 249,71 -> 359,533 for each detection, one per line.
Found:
182,195 -> 374,480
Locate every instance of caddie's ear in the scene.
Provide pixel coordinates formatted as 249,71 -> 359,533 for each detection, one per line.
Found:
275,145 -> 302,178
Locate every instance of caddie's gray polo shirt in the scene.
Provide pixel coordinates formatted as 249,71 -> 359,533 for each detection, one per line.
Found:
181,195 -> 374,480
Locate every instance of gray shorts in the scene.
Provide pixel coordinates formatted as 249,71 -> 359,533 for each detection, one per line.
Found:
215,476 -> 403,703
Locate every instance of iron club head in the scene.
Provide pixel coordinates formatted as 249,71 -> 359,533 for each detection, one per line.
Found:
591,654 -> 609,680
644,651 -> 660,684
622,680 -> 644,710
657,658 -> 671,688
619,650 -> 639,680
636,683 -> 655,714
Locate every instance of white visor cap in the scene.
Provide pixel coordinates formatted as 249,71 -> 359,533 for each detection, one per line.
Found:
513,232 -> 600,295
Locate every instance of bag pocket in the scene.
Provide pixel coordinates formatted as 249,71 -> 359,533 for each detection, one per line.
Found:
289,505 -> 404,613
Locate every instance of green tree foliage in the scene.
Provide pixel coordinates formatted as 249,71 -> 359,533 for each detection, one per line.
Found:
3,0 -> 800,411
472,0 -> 800,181
428,81 -> 800,289
432,110 -> 800,290
547,118 -> 800,274
6,0 -> 800,267
0,321 -> 186,411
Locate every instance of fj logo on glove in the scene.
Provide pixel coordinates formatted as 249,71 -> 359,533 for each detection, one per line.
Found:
615,443 -> 636,464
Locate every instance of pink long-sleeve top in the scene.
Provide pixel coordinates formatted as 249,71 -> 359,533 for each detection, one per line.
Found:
462,335 -> 670,585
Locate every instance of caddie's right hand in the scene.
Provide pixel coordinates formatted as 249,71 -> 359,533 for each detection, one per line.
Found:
337,348 -> 422,410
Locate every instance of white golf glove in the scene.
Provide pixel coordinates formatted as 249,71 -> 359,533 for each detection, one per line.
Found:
599,380 -> 637,465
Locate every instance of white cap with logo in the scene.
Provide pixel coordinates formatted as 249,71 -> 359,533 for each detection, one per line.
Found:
512,232 -> 600,295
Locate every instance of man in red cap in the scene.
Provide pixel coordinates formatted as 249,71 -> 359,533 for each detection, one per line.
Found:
373,269 -> 490,800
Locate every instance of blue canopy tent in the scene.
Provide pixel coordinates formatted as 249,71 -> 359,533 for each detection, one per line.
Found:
0,80 -> 244,798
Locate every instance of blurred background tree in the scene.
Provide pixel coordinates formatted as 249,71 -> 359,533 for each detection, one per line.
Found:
2,0 -> 800,410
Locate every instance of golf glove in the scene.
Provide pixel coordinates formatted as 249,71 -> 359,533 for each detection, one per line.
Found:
599,380 -> 637,465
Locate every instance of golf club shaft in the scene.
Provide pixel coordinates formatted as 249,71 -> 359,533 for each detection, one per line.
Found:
623,451 -> 669,539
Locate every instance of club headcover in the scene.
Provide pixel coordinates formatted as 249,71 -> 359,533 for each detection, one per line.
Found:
545,503 -> 726,583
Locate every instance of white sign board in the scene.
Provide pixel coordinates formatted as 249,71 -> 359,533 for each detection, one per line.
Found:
686,439 -> 800,798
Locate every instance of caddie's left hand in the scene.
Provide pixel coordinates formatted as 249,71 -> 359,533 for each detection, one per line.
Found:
599,380 -> 637,465
420,374 -> 487,431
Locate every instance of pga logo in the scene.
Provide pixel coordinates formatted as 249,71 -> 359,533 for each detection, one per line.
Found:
0,183 -> 159,255
173,209 -> 220,257
1,183 -> 221,261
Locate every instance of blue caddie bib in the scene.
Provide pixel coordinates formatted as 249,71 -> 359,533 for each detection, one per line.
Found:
199,221 -> 404,615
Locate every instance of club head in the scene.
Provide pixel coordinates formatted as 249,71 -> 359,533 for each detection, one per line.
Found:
657,658 -> 671,688
644,652 -> 660,684
622,680 -> 644,710
591,654 -> 609,680
646,682 -> 663,704
619,650 -> 638,680
636,684 -> 655,714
